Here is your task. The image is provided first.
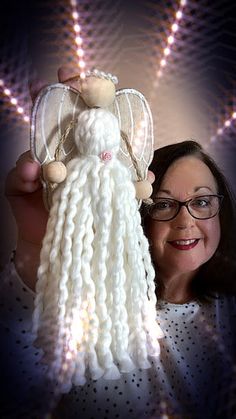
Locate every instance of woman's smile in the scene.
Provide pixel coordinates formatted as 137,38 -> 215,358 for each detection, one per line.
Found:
168,238 -> 200,250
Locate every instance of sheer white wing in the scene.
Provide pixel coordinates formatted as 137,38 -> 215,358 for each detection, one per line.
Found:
30,83 -> 86,167
110,88 -> 154,181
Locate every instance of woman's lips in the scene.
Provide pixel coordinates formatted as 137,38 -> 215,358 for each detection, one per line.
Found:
168,239 -> 200,250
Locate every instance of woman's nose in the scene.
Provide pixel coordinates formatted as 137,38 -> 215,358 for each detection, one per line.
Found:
172,205 -> 195,229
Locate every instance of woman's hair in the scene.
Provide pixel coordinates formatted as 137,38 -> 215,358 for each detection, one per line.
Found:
33,108 -> 162,393
143,140 -> 236,299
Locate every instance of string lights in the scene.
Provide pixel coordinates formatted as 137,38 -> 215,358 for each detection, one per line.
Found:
70,0 -> 86,78
0,1 -> 88,125
156,0 -> 187,81
210,110 -> 236,142
0,79 -> 30,124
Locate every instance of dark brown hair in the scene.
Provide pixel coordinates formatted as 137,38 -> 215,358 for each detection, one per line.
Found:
142,140 -> 236,299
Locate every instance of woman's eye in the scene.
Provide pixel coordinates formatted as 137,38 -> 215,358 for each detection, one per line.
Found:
192,198 -> 210,207
155,201 -> 174,210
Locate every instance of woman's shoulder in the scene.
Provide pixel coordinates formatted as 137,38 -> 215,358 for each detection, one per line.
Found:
211,293 -> 236,314
156,294 -> 236,331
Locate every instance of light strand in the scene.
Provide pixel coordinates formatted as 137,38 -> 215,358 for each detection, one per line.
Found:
156,0 -> 187,82
70,0 -> 86,78
0,79 -> 30,124
210,110 -> 236,142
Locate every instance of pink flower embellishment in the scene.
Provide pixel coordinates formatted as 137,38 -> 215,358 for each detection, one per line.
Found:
100,151 -> 112,162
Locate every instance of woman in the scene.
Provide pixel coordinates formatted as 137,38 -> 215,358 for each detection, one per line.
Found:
144,140 -> 236,302
1,140 -> 236,418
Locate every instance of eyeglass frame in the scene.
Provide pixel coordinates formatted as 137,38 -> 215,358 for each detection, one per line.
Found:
148,194 -> 224,221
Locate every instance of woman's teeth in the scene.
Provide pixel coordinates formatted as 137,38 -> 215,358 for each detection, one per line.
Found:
174,239 -> 197,245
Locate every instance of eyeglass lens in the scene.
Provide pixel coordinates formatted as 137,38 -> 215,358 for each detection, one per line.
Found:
150,195 -> 222,221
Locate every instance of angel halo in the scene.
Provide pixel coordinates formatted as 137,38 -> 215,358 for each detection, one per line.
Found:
31,70 -> 163,393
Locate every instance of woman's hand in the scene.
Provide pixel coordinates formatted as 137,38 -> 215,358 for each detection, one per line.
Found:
5,151 -> 48,290
4,66 -> 73,290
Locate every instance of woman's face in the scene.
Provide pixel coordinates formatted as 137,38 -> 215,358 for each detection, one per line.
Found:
148,156 -> 221,278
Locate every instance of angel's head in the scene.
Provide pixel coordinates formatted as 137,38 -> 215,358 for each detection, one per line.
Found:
75,108 -> 120,158
80,69 -> 118,108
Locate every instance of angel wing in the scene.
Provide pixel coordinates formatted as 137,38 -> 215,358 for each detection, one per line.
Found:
110,88 -> 154,181
31,83 -> 154,208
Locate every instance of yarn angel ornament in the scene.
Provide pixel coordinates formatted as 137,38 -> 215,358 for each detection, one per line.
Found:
31,70 -> 163,393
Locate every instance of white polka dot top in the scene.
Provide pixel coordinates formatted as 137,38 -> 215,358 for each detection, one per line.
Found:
0,258 -> 236,419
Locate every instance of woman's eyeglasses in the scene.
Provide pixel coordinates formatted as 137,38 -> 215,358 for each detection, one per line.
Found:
148,194 -> 224,221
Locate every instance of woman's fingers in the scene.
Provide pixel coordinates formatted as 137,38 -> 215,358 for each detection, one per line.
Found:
58,65 -> 80,90
5,151 -> 41,196
29,65 -> 79,105
16,151 -> 41,181
58,65 -> 75,83
29,79 -> 48,102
